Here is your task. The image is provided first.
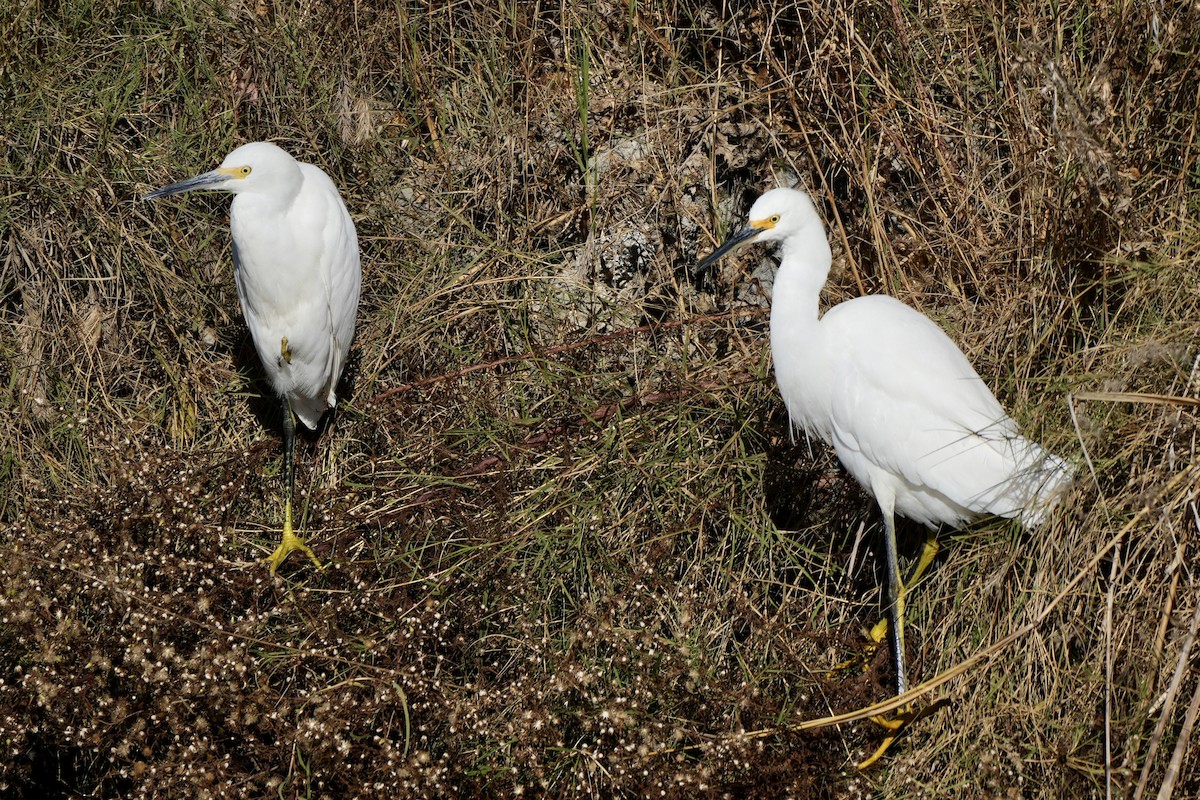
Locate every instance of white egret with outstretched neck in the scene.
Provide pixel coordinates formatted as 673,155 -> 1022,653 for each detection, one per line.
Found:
145,141 -> 361,574
695,186 -> 1072,765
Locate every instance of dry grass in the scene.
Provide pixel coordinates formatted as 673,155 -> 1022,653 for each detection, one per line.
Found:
2,0 -> 1199,797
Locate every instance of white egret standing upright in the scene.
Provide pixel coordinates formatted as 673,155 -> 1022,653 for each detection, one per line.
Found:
695,187 -> 1072,764
146,141 -> 361,574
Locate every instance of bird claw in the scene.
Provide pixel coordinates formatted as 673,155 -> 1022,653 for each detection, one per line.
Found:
265,528 -> 322,574
856,726 -> 904,770
856,698 -> 949,769
856,707 -> 918,769
868,712 -> 910,732
827,618 -> 890,679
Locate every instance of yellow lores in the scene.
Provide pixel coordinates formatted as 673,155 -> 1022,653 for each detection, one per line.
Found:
146,142 -> 361,574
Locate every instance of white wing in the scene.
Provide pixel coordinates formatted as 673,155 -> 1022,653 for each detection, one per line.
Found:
230,165 -> 360,429
299,163 -> 361,422
821,296 -> 1067,527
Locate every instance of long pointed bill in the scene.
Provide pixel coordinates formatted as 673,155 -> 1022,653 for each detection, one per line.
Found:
692,224 -> 763,277
143,169 -> 231,201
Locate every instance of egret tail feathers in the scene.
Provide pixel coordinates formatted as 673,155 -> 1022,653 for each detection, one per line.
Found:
1011,442 -> 1074,527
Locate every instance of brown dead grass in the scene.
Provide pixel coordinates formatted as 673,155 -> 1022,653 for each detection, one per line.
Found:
2,0 -> 1199,797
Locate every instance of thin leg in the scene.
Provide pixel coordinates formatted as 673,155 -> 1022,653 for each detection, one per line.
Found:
857,500 -> 919,770
882,507 -> 908,695
265,400 -> 321,574
868,530 -> 938,644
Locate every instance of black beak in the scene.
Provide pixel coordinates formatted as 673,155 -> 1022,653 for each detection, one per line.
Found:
143,169 -> 228,201
692,224 -> 762,277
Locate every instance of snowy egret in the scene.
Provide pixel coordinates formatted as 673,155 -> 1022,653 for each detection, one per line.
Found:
696,187 -> 1072,762
145,141 -> 361,574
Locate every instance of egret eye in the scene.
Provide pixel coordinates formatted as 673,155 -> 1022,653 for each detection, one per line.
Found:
769,214 -> 781,224
238,165 -> 252,177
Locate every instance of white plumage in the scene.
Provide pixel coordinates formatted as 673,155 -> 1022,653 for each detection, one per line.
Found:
696,187 -> 1072,701
146,141 -> 361,572
224,146 -> 360,428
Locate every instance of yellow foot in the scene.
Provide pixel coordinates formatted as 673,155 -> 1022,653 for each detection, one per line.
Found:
828,648 -> 875,678
857,726 -> 903,769
823,619 -> 887,680
868,712 -> 909,732
827,621 -> 888,679
865,531 -> 938,645
855,699 -> 947,769
857,707 -> 918,769
265,528 -> 322,574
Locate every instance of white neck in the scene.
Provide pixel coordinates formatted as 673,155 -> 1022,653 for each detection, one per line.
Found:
770,224 -> 832,327
769,223 -> 834,437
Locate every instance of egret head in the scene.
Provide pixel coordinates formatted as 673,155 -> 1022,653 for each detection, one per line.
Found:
694,187 -> 822,275
144,141 -> 302,201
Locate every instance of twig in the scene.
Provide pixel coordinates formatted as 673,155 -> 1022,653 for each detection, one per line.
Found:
1105,542 -> 1120,800
1073,391 -> 1200,410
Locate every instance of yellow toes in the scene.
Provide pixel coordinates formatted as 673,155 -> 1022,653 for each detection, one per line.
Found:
265,528 -> 322,574
855,700 -> 947,769
868,713 -> 908,732
857,707 -> 917,769
857,727 -> 903,770
868,617 -> 889,644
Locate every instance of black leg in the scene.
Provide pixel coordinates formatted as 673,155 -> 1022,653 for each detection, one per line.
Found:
282,398 -> 296,523
882,508 -> 908,695
265,400 -> 321,573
